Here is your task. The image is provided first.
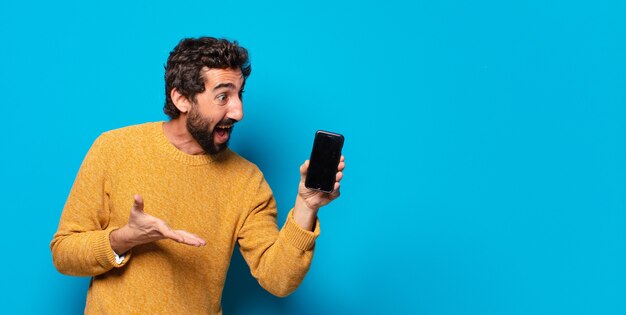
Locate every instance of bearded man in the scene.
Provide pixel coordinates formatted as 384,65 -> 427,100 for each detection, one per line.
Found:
50,37 -> 345,314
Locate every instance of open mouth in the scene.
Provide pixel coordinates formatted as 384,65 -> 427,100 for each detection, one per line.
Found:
214,124 -> 234,138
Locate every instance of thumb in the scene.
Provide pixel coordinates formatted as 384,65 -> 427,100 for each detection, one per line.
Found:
132,194 -> 144,212
300,160 -> 309,182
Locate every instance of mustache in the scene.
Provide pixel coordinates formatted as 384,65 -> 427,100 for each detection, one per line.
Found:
216,118 -> 238,128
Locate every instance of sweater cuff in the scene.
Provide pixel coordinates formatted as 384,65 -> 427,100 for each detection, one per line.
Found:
94,227 -> 131,270
280,209 -> 321,251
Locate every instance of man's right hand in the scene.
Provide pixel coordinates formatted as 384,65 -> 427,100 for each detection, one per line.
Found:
109,194 -> 206,255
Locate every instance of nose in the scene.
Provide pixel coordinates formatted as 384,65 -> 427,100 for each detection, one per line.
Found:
227,98 -> 244,122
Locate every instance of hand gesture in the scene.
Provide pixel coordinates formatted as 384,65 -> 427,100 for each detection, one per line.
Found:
110,194 -> 206,254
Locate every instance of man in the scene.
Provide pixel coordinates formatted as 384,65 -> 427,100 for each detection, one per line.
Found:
50,37 -> 345,314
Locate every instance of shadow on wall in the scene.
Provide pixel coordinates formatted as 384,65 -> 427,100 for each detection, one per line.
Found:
222,246 -> 290,314
221,109 -> 296,314
51,275 -> 91,314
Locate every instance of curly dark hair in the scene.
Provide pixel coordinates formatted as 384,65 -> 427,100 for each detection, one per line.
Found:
163,37 -> 251,119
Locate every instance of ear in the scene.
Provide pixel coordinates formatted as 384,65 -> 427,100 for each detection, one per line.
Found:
171,88 -> 192,114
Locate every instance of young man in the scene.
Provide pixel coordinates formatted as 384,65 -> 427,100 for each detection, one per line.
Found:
51,37 -> 345,314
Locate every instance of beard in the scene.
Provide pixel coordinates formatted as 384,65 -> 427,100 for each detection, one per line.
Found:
186,105 -> 236,155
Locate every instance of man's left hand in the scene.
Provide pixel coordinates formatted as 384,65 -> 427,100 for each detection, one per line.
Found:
293,156 -> 345,231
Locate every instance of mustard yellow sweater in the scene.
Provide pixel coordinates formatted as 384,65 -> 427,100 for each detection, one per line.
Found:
50,122 -> 320,314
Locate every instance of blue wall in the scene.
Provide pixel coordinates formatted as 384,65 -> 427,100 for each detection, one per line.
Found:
1,0 -> 624,314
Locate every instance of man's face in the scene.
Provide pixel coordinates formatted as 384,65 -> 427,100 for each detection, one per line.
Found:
186,68 -> 244,154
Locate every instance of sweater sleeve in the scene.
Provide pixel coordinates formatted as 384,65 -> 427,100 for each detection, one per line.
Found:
50,134 -> 130,276
237,171 -> 320,297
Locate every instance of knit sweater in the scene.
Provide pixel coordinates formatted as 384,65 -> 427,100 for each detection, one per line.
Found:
50,122 -> 320,314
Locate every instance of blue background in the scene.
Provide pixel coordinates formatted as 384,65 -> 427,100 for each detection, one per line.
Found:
1,0 -> 625,314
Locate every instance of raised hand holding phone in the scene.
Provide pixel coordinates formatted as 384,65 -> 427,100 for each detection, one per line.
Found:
293,131 -> 345,231
305,131 -> 344,192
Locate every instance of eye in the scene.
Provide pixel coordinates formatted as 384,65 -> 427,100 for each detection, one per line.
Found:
216,93 -> 227,103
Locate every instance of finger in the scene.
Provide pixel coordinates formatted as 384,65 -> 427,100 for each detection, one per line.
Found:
299,160 -> 309,181
335,171 -> 343,182
158,223 -> 185,243
332,183 -> 341,197
132,194 -> 145,213
337,161 -> 345,172
175,230 -> 207,247
163,231 -> 184,244
340,155 -> 345,162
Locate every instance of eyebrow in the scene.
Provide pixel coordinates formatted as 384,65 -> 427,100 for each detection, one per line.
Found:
212,83 -> 237,91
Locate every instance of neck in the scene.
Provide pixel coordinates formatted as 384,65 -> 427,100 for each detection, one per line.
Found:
163,115 -> 205,155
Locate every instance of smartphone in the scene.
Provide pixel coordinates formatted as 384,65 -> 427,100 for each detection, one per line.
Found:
305,130 -> 344,193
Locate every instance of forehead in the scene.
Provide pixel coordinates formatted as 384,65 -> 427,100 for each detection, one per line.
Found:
201,67 -> 244,88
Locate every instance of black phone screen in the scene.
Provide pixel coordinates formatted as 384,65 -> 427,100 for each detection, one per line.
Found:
305,130 -> 344,192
